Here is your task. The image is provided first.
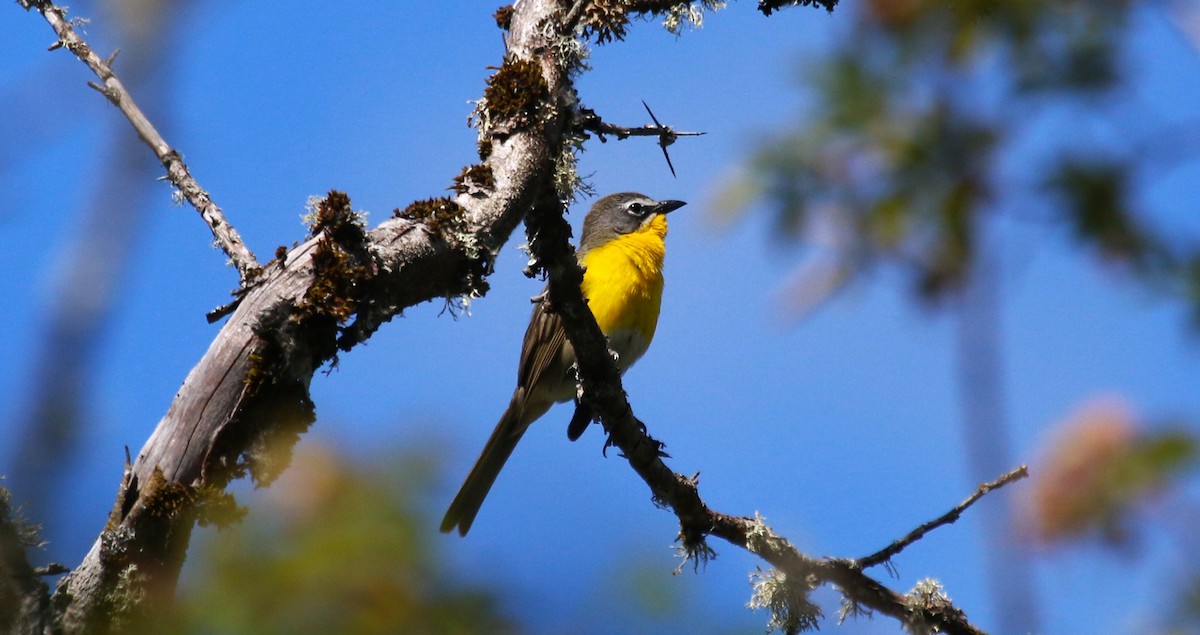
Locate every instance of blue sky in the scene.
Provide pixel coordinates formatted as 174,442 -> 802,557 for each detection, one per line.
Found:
4,2 -> 1200,633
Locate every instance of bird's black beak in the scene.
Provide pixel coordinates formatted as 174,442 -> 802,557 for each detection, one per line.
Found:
654,200 -> 687,215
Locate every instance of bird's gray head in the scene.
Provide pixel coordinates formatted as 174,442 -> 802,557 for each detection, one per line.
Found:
579,192 -> 686,253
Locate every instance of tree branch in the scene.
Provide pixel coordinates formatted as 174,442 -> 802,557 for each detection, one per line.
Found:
12,1 -> 1000,633
14,0 -> 575,631
857,465 -> 1029,570
522,178 -> 990,635
575,105 -> 705,143
17,0 -> 261,285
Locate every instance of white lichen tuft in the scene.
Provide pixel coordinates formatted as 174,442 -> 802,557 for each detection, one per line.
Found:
906,578 -> 952,612
663,1 -> 727,34
744,511 -> 772,555
554,131 -> 590,203
301,195 -> 324,228
747,567 -> 822,634
903,578 -> 958,635
541,15 -> 591,74
455,228 -> 483,262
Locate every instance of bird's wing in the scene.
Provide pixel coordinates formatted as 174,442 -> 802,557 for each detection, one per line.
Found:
514,294 -> 571,400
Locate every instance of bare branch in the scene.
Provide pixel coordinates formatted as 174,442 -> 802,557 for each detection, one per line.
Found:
17,0 -> 261,284
857,465 -> 1029,570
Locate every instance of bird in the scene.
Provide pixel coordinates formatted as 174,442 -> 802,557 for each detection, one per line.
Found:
440,192 -> 686,536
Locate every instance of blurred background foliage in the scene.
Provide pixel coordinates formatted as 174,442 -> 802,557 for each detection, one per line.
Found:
152,444 -> 518,634
150,442 -> 708,634
1023,397 -> 1197,546
720,0 -> 1198,309
718,0 -> 1200,630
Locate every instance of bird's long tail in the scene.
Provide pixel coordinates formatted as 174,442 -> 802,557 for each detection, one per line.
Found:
440,403 -> 526,536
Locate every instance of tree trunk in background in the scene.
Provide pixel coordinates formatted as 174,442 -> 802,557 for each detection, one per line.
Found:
955,233 -> 1039,633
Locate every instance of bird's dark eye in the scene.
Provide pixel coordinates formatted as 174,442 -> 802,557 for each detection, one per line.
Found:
627,202 -> 646,216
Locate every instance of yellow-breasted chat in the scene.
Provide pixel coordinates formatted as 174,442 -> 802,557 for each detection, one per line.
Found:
441,192 -> 686,536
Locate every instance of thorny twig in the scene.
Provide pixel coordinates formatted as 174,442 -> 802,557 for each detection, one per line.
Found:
575,102 -> 705,177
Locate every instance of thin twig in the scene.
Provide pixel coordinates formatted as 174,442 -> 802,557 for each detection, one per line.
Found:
575,104 -> 705,177
857,465 -> 1030,570
18,0 -> 261,284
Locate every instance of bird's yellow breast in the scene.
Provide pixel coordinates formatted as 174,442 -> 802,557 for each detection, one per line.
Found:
579,215 -> 667,368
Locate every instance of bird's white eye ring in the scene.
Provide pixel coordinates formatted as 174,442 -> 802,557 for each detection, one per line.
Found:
627,202 -> 645,216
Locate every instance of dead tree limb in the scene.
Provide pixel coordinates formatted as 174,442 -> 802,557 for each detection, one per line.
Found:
7,1 -> 1005,634
16,0 -> 576,631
